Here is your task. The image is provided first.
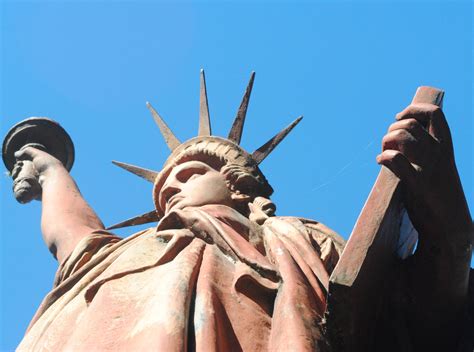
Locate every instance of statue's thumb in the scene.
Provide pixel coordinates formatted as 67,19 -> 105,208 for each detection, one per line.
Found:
14,146 -> 41,161
14,149 -> 31,161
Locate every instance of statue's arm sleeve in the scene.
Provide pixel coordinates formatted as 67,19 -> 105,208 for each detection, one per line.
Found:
304,221 -> 346,275
53,230 -> 122,286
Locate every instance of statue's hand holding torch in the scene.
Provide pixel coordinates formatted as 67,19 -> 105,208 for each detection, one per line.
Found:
3,118 -> 75,204
11,149 -> 42,203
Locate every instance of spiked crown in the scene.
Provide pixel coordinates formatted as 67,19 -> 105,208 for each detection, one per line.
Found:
109,70 -> 302,230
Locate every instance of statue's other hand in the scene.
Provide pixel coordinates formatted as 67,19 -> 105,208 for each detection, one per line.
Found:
377,103 -> 452,182
376,104 -> 472,351
376,103 -> 468,240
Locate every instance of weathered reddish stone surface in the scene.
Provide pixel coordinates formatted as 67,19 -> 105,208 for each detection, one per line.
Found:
3,77 -> 472,351
326,87 -> 473,351
19,207 -> 343,351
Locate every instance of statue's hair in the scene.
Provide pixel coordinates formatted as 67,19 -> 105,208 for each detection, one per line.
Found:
220,163 -> 274,217
154,146 -> 275,217
171,147 -> 273,199
220,163 -> 273,198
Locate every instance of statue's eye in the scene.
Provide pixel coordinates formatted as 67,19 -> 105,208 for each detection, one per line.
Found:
164,189 -> 178,203
184,169 -> 207,182
177,167 -> 207,183
188,173 -> 201,181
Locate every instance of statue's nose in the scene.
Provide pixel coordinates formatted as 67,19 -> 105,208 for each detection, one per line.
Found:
159,182 -> 181,209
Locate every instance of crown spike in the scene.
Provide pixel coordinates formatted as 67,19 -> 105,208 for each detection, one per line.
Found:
228,71 -> 255,144
107,209 -> 160,230
252,116 -> 303,164
112,160 -> 159,183
198,69 -> 212,136
146,101 -> 181,151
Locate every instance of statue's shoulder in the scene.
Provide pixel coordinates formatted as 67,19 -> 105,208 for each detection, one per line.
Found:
273,216 -> 345,245
271,215 -> 346,259
268,216 -> 345,274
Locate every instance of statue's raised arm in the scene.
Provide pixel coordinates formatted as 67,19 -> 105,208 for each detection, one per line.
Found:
3,118 -> 104,263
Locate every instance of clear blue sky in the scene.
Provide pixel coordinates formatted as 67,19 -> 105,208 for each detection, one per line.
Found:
1,1 -> 472,349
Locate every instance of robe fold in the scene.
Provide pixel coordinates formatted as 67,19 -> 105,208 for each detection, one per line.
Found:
18,205 -> 344,351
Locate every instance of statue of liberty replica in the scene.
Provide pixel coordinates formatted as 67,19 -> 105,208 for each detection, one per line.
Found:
3,71 -> 472,351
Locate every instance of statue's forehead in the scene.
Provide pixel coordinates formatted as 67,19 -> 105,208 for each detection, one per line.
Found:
167,160 -> 214,176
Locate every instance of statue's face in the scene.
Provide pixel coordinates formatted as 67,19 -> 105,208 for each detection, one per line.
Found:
159,160 -> 234,214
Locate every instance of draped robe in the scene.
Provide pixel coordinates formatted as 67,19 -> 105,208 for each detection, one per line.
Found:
18,205 -> 344,351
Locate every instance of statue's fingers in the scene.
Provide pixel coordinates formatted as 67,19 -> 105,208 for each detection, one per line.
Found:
11,162 -> 23,179
381,129 -> 422,164
14,146 -> 40,161
426,105 -> 452,146
388,118 -> 427,141
386,118 -> 441,165
396,103 -> 450,143
376,150 -> 418,191
395,104 -> 434,125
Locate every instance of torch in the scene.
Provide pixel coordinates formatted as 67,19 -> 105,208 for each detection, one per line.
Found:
2,117 -> 75,203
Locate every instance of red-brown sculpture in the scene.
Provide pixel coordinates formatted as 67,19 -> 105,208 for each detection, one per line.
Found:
3,71 -> 472,351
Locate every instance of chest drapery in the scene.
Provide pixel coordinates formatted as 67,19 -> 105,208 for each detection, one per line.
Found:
19,205 -> 344,351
